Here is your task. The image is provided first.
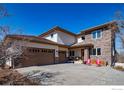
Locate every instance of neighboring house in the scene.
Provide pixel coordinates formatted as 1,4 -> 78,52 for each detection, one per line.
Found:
3,21 -> 118,68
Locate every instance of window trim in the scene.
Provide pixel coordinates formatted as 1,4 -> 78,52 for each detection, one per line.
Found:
92,48 -> 96,55
92,31 -> 97,39
92,30 -> 102,40
91,48 -> 102,56
69,51 -> 75,56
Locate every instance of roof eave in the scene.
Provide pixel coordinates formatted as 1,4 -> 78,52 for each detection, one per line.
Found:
79,21 -> 117,35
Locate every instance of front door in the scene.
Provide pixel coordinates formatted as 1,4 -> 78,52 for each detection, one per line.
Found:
81,49 -> 84,60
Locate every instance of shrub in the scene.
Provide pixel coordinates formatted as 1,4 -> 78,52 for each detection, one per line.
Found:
113,66 -> 124,71
91,59 -> 108,66
100,60 -> 106,66
91,59 -> 96,64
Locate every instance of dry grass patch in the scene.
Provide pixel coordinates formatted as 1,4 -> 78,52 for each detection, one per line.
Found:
113,66 -> 124,71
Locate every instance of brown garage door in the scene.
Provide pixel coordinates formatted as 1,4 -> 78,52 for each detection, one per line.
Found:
18,47 -> 55,67
59,51 -> 66,63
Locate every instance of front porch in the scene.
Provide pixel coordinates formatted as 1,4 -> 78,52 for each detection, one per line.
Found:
68,43 -> 93,64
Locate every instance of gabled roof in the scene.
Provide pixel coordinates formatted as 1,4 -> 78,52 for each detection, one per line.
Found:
4,21 -> 118,49
40,21 -> 117,37
5,34 -> 69,48
77,21 -> 117,36
39,26 -> 76,37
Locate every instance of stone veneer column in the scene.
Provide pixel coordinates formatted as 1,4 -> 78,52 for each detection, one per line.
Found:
54,49 -> 59,63
84,48 -> 89,61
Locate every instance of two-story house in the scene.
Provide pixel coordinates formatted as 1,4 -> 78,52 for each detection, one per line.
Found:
4,21 -> 117,68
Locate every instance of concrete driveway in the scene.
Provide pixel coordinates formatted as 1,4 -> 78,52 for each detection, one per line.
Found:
16,63 -> 124,85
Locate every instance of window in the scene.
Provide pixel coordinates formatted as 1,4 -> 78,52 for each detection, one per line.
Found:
91,48 -> 101,56
97,48 -> 101,55
69,51 -> 75,56
92,48 -> 96,55
51,34 -> 54,38
92,30 -> 102,39
33,49 -> 35,52
92,32 -> 96,39
97,31 -> 101,38
89,48 -> 92,55
35,49 -> 37,52
81,36 -> 85,40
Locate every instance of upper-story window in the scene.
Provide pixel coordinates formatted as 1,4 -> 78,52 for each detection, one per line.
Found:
92,30 -> 102,39
81,36 -> 85,40
50,34 -> 54,38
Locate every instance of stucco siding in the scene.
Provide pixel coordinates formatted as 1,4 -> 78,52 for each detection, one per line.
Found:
43,30 -> 76,45
77,37 -> 84,43
69,48 -> 81,57
43,32 -> 58,42
57,31 -> 76,45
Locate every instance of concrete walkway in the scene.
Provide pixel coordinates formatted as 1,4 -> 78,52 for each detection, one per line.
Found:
17,63 -> 124,85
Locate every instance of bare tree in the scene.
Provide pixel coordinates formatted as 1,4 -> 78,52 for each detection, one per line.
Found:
0,5 -> 27,68
0,5 -> 10,67
114,10 -> 124,63
0,4 -> 9,19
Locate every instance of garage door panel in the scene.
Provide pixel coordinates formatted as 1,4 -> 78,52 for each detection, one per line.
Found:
20,48 -> 55,67
59,51 -> 66,63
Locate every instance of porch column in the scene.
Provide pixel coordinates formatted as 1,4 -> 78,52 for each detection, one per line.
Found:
55,48 -> 59,64
84,48 -> 89,61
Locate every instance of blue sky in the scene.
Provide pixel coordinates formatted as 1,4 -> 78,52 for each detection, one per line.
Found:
0,3 -> 124,36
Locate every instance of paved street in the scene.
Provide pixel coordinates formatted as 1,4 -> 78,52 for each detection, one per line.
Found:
17,63 -> 124,85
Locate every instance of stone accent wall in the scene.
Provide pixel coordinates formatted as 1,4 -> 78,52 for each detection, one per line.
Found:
84,48 -> 89,61
83,29 -> 112,64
